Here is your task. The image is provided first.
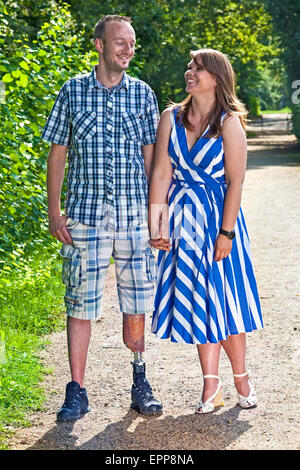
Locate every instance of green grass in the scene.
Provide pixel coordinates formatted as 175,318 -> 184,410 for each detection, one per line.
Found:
261,107 -> 291,114
0,249 -> 66,449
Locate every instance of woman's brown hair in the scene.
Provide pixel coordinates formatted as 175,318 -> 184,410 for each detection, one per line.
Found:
173,49 -> 248,138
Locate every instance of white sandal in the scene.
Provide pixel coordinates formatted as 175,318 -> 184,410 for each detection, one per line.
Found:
233,371 -> 258,409
195,375 -> 224,414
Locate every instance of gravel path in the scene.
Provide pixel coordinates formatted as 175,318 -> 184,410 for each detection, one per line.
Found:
9,123 -> 300,451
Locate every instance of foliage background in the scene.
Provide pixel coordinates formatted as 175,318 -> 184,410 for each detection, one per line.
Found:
1,0 -> 298,272
265,0 -> 300,138
0,0 -> 299,449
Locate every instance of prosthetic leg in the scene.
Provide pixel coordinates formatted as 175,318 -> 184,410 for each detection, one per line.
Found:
130,352 -> 163,415
123,314 -> 163,415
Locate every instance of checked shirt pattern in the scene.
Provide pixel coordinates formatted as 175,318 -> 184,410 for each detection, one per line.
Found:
42,66 -> 159,231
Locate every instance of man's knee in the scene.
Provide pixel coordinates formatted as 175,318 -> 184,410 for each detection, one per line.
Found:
67,316 -> 91,326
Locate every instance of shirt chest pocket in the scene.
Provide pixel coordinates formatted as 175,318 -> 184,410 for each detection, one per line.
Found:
122,111 -> 143,141
71,110 -> 97,141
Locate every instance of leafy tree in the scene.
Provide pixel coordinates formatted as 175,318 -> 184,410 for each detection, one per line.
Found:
0,1 -> 97,272
0,0 -> 57,52
266,0 -> 300,138
66,0 -> 278,111
0,0 -> 286,273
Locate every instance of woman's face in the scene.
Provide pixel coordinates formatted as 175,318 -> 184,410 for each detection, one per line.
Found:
184,58 -> 217,95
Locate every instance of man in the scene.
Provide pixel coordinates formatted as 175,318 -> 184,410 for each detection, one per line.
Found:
42,15 -> 163,421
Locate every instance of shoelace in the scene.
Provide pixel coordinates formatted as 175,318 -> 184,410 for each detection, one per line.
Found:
135,380 -> 154,400
63,390 -> 82,407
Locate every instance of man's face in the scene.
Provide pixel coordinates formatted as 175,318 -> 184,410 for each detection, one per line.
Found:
97,21 -> 136,72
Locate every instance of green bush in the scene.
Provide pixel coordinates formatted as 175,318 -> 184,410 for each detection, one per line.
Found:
248,95 -> 261,116
68,0 -> 278,110
0,1 -> 98,273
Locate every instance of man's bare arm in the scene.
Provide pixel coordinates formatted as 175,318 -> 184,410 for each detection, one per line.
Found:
142,143 -> 155,180
47,143 -> 72,244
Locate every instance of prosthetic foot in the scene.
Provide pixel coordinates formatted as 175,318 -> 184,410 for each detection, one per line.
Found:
130,354 -> 163,415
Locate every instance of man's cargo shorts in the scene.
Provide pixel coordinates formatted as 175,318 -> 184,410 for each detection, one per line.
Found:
59,218 -> 157,320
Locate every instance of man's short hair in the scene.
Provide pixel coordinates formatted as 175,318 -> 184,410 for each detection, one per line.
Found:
94,15 -> 132,40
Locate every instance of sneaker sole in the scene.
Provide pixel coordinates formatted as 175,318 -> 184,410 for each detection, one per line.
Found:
56,406 -> 91,422
130,403 -> 163,415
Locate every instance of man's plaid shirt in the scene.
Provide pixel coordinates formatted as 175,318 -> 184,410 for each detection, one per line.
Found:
42,66 -> 159,230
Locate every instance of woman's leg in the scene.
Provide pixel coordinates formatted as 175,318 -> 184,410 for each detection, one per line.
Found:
221,333 -> 251,396
197,342 -> 222,403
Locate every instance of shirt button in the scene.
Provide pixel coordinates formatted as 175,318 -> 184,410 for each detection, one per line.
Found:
107,101 -> 113,108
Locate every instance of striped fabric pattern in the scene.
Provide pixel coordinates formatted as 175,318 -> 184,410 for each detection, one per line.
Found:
151,108 -> 263,344
42,66 -> 159,231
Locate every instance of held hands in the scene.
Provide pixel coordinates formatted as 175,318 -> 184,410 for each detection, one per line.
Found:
150,237 -> 172,251
149,203 -> 172,252
149,222 -> 172,251
48,214 -> 72,245
150,232 -> 233,257
214,233 -> 233,262
149,202 -> 234,258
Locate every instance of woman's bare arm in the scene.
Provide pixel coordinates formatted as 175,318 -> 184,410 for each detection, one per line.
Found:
214,115 -> 247,261
148,109 -> 173,251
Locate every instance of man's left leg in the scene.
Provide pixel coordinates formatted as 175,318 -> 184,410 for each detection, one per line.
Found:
123,313 -> 163,415
115,225 -> 163,415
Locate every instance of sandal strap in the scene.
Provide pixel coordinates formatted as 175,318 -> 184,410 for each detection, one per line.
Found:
237,379 -> 258,408
196,378 -> 222,412
203,380 -> 222,405
203,374 -> 219,379
239,390 -> 257,407
238,380 -> 255,399
196,401 -> 215,413
233,371 -> 250,378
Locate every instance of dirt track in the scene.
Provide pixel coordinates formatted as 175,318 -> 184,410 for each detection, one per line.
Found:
8,118 -> 300,451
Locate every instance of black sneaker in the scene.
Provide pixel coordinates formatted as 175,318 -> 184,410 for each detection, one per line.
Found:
56,381 -> 91,422
130,361 -> 163,415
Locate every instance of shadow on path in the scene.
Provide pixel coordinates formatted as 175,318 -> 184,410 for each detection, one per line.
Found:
26,406 -> 250,450
247,153 -> 300,169
246,113 -> 292,135
246,131 -> 300,170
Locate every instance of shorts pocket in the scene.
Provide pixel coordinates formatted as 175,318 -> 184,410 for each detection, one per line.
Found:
66,218 -> 80,230
64,290 -> 82,306
145,246 -> 157,282
60,244 -> 82,288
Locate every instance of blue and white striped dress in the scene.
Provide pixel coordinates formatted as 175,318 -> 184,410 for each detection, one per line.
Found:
151,107 -> 263,344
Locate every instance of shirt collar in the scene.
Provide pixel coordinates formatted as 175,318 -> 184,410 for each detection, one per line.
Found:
88,66 -> 129,91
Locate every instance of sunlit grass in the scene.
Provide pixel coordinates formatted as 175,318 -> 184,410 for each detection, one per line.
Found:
0,250 -> 66,449
261,107 -> 291,114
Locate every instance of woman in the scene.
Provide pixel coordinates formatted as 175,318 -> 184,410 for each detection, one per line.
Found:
149,49 -> 263,413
